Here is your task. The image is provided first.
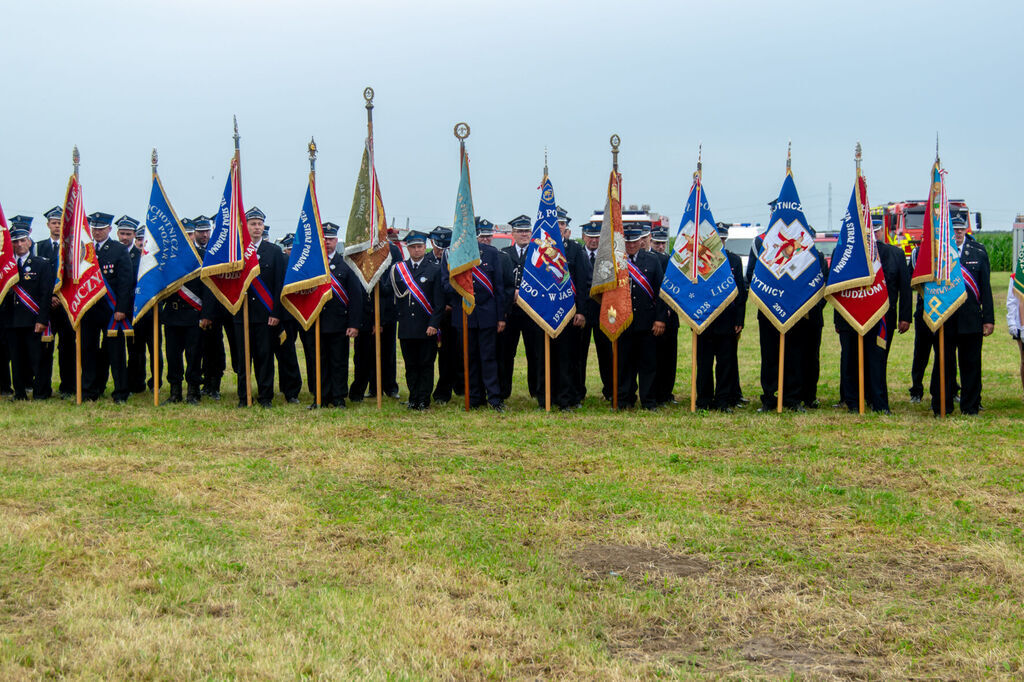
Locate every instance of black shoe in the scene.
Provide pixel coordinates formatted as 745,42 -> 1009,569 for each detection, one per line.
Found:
832,401 -> 847,409
286,397 -> 300,404
717,406 -> 734,414
168,385 -> 183,404
237,401 -> 248,409
737,397 -> 750,405
59,392 -> 73,400
258,400 -> 273,409
756,405 -> 772,413
805,399 -> 820,410
308,402 -> 320,410
208,390 -> 221,401
333,399 -> 346,409
186,387 -> 201,405
490,402 -> 506,413
786,404 -> 806,413
387,390 -> 401,399
909,395 -> 922,404
12,394 -> 29,401
433,398 -> 449,406
113,398 -> 127,405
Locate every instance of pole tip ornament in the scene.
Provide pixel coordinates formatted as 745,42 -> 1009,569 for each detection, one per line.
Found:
697,143 -> 703,175
935,132 -> 940,164
232,115 -> 240,148
786,140 -> 792,171
72,145 -> 80,167
364,86 -> 374,106
152,148 -> 158,171
308,137 -> 317,160
609,134 -> 620,151
454,122 -> 470,140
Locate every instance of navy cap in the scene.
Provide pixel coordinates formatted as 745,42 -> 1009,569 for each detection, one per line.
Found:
88,212 -> 114,228
508,214 -> 532,230
181,217 -> 195,233
582,222 -> 602,237
716,221 -> 730,237
871,218 -> 884,229
952,215 -> 968,228
262,224 -> 270,235
405,231 -> 428,245
116,215 -> 140,231
246,206 -> 266,221
641,224 -> 652,236
136,226 -> 146,238
193,215 -> 212,229
651,227 -> 669,242
475,217 -> 494,236
429,226 -> 452,247
9,215 -> 33,232
279,233 -> 294,248
43,206 -> 63,220
322,221 -> 340,237
556,206 -> 571,224
9,226 -> 31,240
623,225 -> 645,242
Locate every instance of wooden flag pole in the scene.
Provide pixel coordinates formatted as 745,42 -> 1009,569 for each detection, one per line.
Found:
857,333 -> 865,415
75,328 -> 82,405
153,307 -> 160,407
690,329 -> 698,413
544,333 -> 551,412
315,318 -> 322,408
243,298 -> 253,406
462,308 -> 470,411
938,324 -> 946,417
374,282 -> 382,409
776,332 -> 785,413
611,338 -> 618,410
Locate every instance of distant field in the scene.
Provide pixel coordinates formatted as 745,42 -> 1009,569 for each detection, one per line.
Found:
1,273 -> 1022,679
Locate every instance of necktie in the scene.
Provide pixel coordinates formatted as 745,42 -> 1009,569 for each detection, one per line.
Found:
519,247 -> 525,260
589,251 -> 595,268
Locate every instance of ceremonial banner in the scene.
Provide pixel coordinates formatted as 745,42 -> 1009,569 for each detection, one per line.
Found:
133,171 -> 203,322
824,172 -> 889,337
201,158 -> 259,314
910,161 -> 966,331
749,169 -> 825,333
343,138 -> 392,291
448,143 -> 480,314
281,173 -> 331,331
0,199 -> 17,305
589,170 -> 631,341
517,175 -> 576,336
660,170 -> 737,332
55,174 -> 107,328
1015,234 -> 1024,306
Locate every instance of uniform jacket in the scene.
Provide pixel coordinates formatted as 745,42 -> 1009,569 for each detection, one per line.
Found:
953,237 -> 994,334
34,238 -> 60,261
234,240 -> 286,326
878,239 -> 912,334
2,254 -> 53,328
163,244 -> 208,327
653,250 -> 680,331
445,242 -> 506,329
707,250 -> 747,335
624,249 -> 666,331
581,245 -> 600,325
322,253 -> 364,334
391,257 -> 444,339
93,239 -> 134,318
501,243 -> 530,320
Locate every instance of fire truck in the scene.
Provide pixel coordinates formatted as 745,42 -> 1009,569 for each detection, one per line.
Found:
581,204 -> 671,235
870,200 -> 979,259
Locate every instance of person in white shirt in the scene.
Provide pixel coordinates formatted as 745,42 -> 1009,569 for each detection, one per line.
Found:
1007,277 -> 1024,396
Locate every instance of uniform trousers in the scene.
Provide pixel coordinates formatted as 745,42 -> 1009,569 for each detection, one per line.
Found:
696,332 -> 739,410
7,328 -> 47,398
617,327 -> 657,409
459,326 -> 501,407
128,312 -> 160,393
757,312 -> 802,409
235,323 -> 275,405
164,325 -> 200,389
500,312 -> 540,399
910,314 -> 934,399
433,310 -> 455,402
654,326 -> 678,404
83,322 -> 130,402
401,338 -> 438,407
273,323 -> 302,400
302,328 -> 349,406
931,328 -> 982,415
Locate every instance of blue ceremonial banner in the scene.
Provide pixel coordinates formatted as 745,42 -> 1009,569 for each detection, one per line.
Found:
660,171 -> 737,333
281,173 -> 331,331
749,168 -> 825,333
912,162 -> 967,331
133,172 -> 203,323
448,144 -> 481,314
517,175 -> 576,336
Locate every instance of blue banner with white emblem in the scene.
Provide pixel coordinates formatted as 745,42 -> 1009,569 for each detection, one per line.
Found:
280,173 -> 331,331
516,175 -> 576,336
749,170 -> 825,333
133,173 -> 203,323
659,173 -> 737,333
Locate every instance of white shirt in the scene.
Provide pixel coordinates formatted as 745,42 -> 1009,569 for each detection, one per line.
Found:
1008,279 -> 1023,340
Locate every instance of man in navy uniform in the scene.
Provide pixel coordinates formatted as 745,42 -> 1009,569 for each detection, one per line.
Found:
116,215 -> 154,394
82,212 -> 134,403
445,219 -> 508,411
578,221 -> 611,402
35,206 -> 73,398
0,216 -> 36,396
303,222 -> 362,409
161,221 -> 206,405
500,214 -> 540,400
234,207 -> 286,408
392,231 -> 444,410
194,216 -> 234,400
618,225 -> 666,409
554,207 -> 589,408
649,226 -> 680,405
266,224 -> 302,404
931,217 -> 994,415
427,226 -> 455,404
348,244 -> 399,403
2,219 -> 54,399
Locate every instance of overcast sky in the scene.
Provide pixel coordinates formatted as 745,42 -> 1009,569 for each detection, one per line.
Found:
2,0 -> 1021,237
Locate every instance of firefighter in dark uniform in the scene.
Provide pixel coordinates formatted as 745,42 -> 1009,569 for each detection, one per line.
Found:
117,215 -> 155,394
444,220 -> 508,411
554,207 -> 589,408
871,220 -> 912,411
303,222 -> 362,409
650,226 -> 679,405
194,216 -> 234,400
348,244 -> 400,402
908,244 -> 940,403
794,243 -> 828,409
82,212 -> 134,403
696,223 -> 747,411
35,207 -> 73,398
271,230 -> 302,403
500,214 -> 540,400
427,226 -> 455,404
392,231 -> 445,410
161,221 -> 206,405
618,225 -> 666,410
2,219 -> 54,399
234,207 -> 286,408
931,218 -> 994,416
579,221 -> 611,402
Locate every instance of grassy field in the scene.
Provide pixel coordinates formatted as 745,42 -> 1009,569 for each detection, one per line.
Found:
2,272 -> 1022,679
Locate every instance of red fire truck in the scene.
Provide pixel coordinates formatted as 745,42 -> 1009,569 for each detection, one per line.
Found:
870,200 -> 979,259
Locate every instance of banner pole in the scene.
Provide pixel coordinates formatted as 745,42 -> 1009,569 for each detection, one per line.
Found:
243,298 -> 252,406
75,327 -> 82,405
857,333 -> 865,415
690,329 -> 697,413
777,331 -> 785,413
153,306 -> 160,407
315,318 -> 322,408
611,338 -> 618,410
939,324 -> 946,418
374,282 -> 382,410
462,308 -> 470,411
544,333 -> 551,412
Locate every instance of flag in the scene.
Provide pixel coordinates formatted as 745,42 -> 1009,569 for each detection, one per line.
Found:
133,171 -> 203,323
910,161 -> 966,331
54,174 -> 107,328
517,175 -> 576,336
749,168 -> 825,333
824,172 -> 889,340
0,199 -> 17,305
1014,231 -> 1024,306
343,138 -> 392,291
589,170 -> 632,341
448,143 -> 481,314
281,173 -> 331,331
660,170 -> 737,332
201,157 -> 259,314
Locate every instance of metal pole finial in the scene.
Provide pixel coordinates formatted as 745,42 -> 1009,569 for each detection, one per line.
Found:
308,136 -> 317,173
855,141 -> 862,173
610,134 -> 620,171
72,145 -> 80,177
364,86 -> 374,108
935,132 -> 940,165
544,146 -> 548,177
454,122 -> 470,140
696,143 -> 703,178
152,148 -> 158,173
233,115 -> 240,151
786,140 -> 792,171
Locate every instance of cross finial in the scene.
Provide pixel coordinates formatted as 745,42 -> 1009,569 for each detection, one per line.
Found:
308,136 -> 317,173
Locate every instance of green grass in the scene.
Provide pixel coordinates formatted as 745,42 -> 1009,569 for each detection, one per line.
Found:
1,273 -> 1023,679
